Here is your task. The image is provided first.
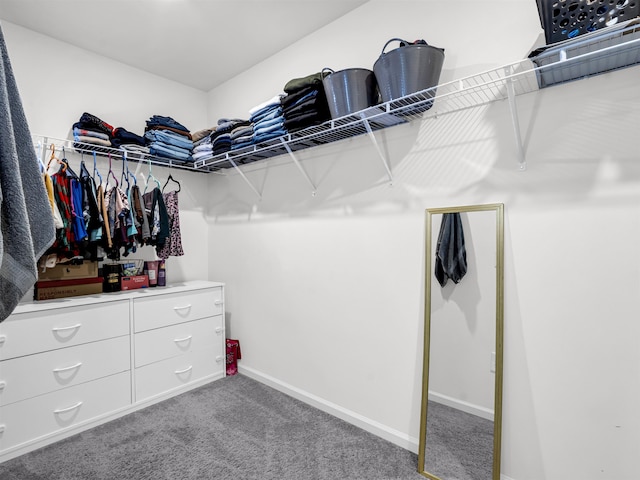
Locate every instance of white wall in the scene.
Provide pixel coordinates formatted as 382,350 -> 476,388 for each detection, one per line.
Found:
428,210 -> 497,420
205,2 -> 640,480
1,20 -> 211,284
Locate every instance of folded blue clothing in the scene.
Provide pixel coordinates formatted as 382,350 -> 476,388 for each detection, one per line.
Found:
231,140 -> 254,151
253,128 -> 287,144
230,125 -> 254,140
232,134 -> 253,145
253,115 -> 285,131
253,120 -> 285,137
250,105 -> 283,123
146,115 -> 189,133
149,142 -> 192,161
145,129 -> 193,150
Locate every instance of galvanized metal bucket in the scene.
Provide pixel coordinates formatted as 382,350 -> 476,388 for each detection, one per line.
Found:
373,38 -> 445,106
321,67 -> 379,119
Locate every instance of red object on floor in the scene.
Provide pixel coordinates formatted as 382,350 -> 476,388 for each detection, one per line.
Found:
226,339 -> 241,376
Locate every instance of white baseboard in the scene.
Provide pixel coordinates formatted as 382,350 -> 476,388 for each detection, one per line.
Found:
239,365 -> 420,453
428,391 -> 494,422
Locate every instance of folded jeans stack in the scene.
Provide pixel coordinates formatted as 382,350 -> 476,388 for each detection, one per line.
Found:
209,118 -> 250,156
144,115 -> 193,164
281,73 -> 331,133
249,94 -> 287,146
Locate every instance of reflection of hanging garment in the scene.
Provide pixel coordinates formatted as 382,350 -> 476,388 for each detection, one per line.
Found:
156,190 -> 184,259
435,213 -> 467,287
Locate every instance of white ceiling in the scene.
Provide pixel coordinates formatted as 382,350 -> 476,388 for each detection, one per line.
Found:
0,0 -> 368,91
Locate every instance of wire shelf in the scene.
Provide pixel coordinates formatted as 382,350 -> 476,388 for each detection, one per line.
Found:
34,135 -> 206,174
194,19 -> 640,173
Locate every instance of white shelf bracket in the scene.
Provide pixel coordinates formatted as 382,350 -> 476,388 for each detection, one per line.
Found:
281,138 -> 317,196
504,66 -> 527,171
229,158 -> 262,200
360,114 -> 393,185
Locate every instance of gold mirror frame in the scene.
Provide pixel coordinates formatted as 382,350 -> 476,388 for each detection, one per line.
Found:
418,203 -> 504,480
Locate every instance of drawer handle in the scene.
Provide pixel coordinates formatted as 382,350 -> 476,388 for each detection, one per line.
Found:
0,335 -> 6,345
0,425 -> 5,434
173,304 -> 192,311
216,355 -> 223,363
174,365 -> 193,375
0,381 -> 6,390
53,401 -> 83,415
52,323 -> 82,333
53,362 -> 83,373
173,335 -> 193,343
215,327 -> 223,334
214,300 -> 223,306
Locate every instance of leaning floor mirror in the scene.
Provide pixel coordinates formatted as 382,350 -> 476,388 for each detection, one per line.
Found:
418,203 -> 504,480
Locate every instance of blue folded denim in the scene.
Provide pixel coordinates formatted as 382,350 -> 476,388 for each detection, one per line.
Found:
146,115 -> 189,132
145,129 -> 193,150
250,106 -> 282,123
253,115 -> 285,131
253,128 -> 287,144
149,142 -> 192,161
253,120 -> 285,137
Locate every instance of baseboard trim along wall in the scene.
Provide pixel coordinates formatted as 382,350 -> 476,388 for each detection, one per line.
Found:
239,365 -> 420,453
428,391 -> 495,422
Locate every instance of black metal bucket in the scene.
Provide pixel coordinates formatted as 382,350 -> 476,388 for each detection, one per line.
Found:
321,68 -> 379,119
373,38 -> 445,106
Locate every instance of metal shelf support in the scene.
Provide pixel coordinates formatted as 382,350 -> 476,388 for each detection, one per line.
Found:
361,113 -> 393,185
504,66 -> 527,171
229,158 -> 262,200
281,138 -> 318,196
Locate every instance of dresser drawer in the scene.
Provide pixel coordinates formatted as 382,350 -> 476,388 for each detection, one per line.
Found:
133,287 -> 222,333
0,336 -> 130,407
134,316 -> 223,368
0,301 -> 130,360
0,371 -> 131,451
134,347 -> 224,401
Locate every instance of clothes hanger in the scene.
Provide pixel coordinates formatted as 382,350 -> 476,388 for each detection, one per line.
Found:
92,152 -> 103,186
143,158 -> 161,194
35,140 -> 45,173
46,144 -> 65,174
121,151 -> 131,193
105,153 -> 119,189
162,173 -> 181,193
61,147 -> 79,180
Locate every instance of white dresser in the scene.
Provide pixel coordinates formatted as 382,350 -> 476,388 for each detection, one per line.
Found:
0,280 -> 225,463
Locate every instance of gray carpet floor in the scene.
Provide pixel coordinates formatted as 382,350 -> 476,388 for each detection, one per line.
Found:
0,374 -> 426,480
423,401 -> 494,480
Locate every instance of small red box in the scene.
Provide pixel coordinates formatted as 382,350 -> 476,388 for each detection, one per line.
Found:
120,275 -> 149,290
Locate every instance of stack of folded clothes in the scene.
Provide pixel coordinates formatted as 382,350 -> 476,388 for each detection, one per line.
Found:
190,126 -> 217,164
209,118 -> 250,156
144,115 -> 193,164
112,127 -> 149,157
230,122 -> 254,151
280,73 -> 331,133
248,94 -> 287,145
72,112 -> 115,152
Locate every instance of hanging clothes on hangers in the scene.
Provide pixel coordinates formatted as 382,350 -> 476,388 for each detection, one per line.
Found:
142,186 -> 169,249
79,159 -> 106,261
157,175 -> 184,259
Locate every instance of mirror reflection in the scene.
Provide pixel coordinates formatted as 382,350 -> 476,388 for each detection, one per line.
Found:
418,204 -> 504,480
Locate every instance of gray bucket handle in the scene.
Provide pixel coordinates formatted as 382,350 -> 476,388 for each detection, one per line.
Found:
380,38 -> 411,56
321,68 -> 335,78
